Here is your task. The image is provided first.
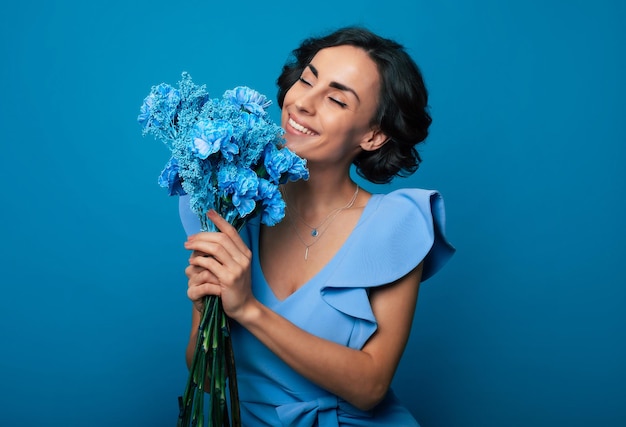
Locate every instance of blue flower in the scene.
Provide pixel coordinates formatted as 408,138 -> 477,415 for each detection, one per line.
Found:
137,83 -> 181,133
217,165 -> 259,217
191,119 -> 236,160
256,179 -> 285,226
219,135 -> 240,163
262,143 -> 291,183
240,110 -> 261,127
137,94 -> 155,128
157,83 -> 181,107
224,86 -> 272,116
158,157 -> 186,196
263,144 -> 310,184
282,148 -> 309,183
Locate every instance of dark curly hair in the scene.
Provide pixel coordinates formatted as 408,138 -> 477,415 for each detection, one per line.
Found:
277,27 -> 432,184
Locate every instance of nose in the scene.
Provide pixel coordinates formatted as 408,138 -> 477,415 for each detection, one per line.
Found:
294,87 -> 318,115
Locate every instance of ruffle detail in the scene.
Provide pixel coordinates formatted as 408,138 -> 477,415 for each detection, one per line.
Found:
319,189 -> 455,348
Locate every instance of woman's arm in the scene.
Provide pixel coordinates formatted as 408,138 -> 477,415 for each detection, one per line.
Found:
237,264 -> 422,410
184,210 -> 422,411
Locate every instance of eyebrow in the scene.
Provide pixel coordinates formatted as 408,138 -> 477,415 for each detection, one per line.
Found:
307,64 -> 361,103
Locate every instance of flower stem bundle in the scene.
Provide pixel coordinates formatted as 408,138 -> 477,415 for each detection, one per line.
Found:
178,294 -> 239,426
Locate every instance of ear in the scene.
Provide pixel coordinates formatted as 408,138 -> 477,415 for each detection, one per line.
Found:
359,128 -> 389,152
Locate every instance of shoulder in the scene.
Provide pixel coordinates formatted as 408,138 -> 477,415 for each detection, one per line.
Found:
327,188 -> 455,287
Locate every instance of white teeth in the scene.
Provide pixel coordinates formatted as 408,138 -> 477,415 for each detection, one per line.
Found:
289,118 -> 315,135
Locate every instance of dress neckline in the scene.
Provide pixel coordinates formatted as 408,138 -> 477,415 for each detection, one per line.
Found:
253,193 -> 382,304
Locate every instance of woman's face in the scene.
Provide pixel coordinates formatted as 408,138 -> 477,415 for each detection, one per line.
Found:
281,45 -> 384,166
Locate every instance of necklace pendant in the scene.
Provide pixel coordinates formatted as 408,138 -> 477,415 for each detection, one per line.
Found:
311,229 -> 319,237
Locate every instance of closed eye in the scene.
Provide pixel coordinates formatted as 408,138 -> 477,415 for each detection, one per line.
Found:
299,77 -> 312,86
329,97 -> 348,108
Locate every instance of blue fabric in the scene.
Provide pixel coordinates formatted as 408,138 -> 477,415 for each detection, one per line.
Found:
179,188 -> 455,426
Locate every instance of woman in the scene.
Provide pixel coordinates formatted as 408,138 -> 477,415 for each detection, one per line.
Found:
180,26 -> 455,426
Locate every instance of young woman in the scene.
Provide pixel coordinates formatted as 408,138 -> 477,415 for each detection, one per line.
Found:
180,26 -> 455,426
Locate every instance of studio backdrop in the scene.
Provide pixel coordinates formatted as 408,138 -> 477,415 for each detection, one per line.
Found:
1,1 -> 624,426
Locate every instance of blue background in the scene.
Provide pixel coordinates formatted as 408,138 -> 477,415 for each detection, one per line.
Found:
1,1 -> 624,426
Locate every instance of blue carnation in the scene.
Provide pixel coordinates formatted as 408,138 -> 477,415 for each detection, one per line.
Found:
263,143 -> 291,184
158,157 -> 186,196
157,83 -> 181,106
224,86 -> 272,116
191,119 -> 235,160
137,94 -> 155,128
282,148 -> 309,183
217,165 -> 259,217
240,110 -> 261,127
219,135 -> 239,162
137,83 -> 181,135
256,179 -> 285,226
263,144 -> 309,184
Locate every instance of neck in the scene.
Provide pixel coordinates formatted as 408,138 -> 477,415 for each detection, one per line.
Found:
282,177 -> 360,216
281,178 -> 361,261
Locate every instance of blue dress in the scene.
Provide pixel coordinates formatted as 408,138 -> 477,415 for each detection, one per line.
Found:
179,188 -> 455,426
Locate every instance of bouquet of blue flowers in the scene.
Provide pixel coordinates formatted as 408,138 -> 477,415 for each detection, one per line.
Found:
138,72 -> 308,426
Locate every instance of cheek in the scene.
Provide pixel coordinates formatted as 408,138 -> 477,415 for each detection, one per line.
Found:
326,114 -> 367,141
282,84 -> 299,105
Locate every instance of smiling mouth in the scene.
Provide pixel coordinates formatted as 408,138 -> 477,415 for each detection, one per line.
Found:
288,117 -> 317,135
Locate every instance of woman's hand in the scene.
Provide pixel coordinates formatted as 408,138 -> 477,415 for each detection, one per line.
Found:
184,210 -> 254,319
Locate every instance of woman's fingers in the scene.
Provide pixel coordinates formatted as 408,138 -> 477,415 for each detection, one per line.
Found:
186,235 -> 247,290
207,210 -> 252,258
185,228 -> 250,277
186,281 -> 221,313
187,282 -> 221,300
183,212 -> 253,317
185,260 -> 222,313
185,262 -> 218,284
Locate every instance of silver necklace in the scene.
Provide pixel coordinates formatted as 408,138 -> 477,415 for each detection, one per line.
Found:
284,185 -> 359,260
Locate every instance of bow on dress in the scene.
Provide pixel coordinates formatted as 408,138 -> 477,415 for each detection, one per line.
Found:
276,395 -> 340,427
275,395 -> 375,427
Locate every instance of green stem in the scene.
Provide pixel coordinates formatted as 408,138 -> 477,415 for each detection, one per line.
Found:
178,294 -> 211,426
209,297 -> 223,426
225,320 -> 241,426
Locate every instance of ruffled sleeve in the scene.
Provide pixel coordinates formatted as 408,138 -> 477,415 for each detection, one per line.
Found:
319,188 -> 455,348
